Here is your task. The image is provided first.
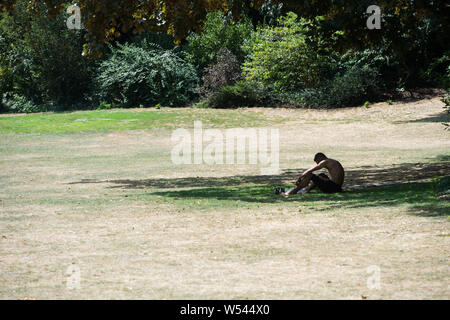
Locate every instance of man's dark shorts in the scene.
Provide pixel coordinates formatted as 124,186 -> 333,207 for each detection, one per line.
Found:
311,173 -> 342,193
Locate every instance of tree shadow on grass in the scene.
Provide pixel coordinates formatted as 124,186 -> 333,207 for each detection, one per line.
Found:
67,161 -> 450,217
401,113 -> 450,124
151,182 -> 449,217
432,154 -> 450,162
68,161 -> 450,190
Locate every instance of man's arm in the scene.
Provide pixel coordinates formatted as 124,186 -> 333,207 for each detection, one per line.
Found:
295,160 -> 328,184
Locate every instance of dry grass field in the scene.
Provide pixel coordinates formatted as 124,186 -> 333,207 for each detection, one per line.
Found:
0,97 -> 449,299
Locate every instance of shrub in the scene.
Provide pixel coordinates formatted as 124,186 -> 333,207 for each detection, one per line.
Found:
442,90 -> 450,111
1,93 -> 45,113
243,12 -> 336,93
298,64 -> 382,108
242,13 -> 395,109
95,41 -> 199,107
442,90 -> 450,131
97,101 -> 112,110
187,11 -> 253,73
199,48 -> 242,96
437,176 -> 450,199
0,64 -> 13,112
421,53 -> 450,88
339,49 -> 399,91
199,80 -> 280,108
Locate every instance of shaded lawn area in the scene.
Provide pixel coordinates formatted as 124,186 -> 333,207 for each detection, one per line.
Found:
150,181 -> 449,217
69,161 -> 450,190
67,161 -> 450,217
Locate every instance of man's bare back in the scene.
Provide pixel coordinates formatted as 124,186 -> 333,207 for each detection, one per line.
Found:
319,158 -> 345,187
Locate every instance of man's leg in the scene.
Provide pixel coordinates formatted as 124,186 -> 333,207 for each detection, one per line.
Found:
303,180 -> 316,193
309,173 -> 341,193
284,173 -> 314,195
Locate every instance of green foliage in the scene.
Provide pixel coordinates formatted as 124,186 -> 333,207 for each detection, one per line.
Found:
186,11 -> 253,73
1,2 -> 446,112
95,41 -> 199,107
298,64 -> 382,108
442,90 -> 450,131
0,63 -> 13,93
421,53 -> 450,88
339,49 -> 399,90
0,0 -> 93,109
1,93 -> 45,113
274,1 -> 449,89
199,80 -> 279,108
97,101 -> 112,110
243,13 -> 390,109
437,176 -> 450,197
129,32 -> 178,51
0,64 -> 12,112
442,91 -> 450,110
243,13 -> 336,93
1,0 -> 448,91
441,90 -> 450,109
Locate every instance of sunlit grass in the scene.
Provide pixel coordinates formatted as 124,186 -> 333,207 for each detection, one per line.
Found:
0,108 -> 282,133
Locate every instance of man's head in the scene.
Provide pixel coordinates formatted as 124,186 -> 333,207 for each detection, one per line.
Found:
314,152 -> 327,163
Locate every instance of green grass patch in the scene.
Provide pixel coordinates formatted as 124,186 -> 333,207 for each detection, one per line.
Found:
0,108 -> 280,134
0,110 -> 176,133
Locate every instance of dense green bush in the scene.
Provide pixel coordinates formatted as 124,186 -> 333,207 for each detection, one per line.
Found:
198,80 -> 280,108
437,176 -> 450,198
298,65 -> 382,108
96,41 -> 199,107
442,89 -> 450,131
442,91 -> 450,109
243,12 -> 336,93
242,13 -> 394,109
404,16 -> 450,88
1,93 -> 45,113
421,53 -> 450,88
187,11 -> 253,74
295,50 -> 394,108
0,64 -> 12,112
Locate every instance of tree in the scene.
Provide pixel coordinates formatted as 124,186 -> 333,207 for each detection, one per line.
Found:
277,1 -> 450,87
0,0 -> 266,58
243,12 -> 336,92
186,11 -> 253,74
0,0 -> 93,106
1,0 -> 448,84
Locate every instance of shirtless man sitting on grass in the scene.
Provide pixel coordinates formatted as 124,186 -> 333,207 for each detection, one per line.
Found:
282,153 -> 345,196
